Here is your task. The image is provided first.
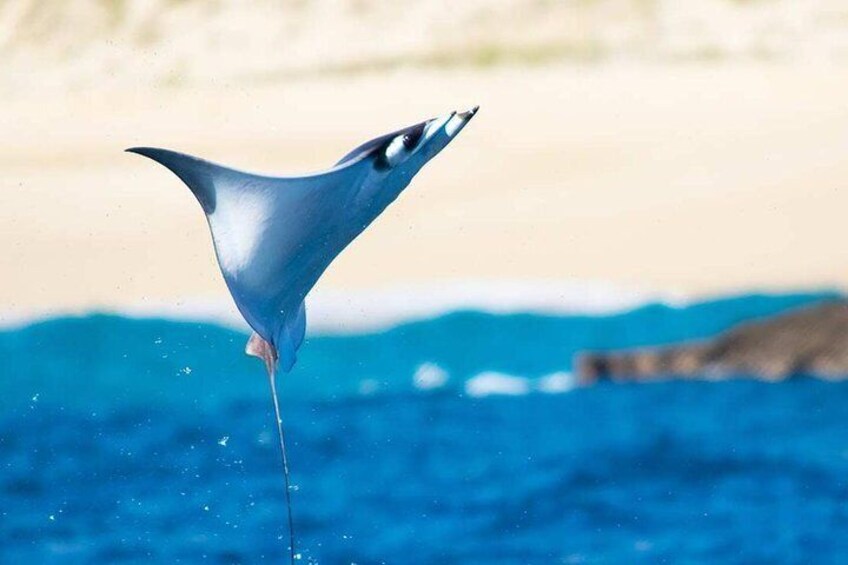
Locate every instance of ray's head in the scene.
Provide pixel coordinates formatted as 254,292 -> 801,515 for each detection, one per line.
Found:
337,106 -> 479,178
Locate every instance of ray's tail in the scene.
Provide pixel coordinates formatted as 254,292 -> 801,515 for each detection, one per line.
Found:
267,369 -> 297,564
246,333 -> 298,562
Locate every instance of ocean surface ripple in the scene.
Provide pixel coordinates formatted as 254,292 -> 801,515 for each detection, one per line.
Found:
2,292 -> 847,563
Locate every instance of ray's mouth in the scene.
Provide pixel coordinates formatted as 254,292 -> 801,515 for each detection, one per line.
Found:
456,105 -> 480,120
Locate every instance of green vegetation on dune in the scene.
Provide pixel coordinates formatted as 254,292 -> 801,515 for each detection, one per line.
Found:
3,0 -> 848,88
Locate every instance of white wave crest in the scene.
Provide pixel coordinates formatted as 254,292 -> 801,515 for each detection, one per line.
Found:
1,279 -> 678,334
413,363 -> 449,390
536,372 -> 577,394
308,280 -> 675,334
465,372 -> 530,397
464,371 -> 579,398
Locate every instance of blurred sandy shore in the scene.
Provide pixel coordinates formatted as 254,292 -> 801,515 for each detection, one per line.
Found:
3,63 -> 848,320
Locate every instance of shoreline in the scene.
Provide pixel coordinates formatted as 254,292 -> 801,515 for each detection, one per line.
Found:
1,281 -> 838,335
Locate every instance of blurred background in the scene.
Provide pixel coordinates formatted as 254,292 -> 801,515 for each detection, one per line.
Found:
2,1 -> 848,563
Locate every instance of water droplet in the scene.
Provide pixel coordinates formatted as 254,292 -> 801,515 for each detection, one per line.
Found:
203,505 -> 210,512
48,515 -> 55,521
31,393 -> 39,402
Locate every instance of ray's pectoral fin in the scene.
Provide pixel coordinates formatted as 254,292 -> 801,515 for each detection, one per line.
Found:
246,332 -> 278,376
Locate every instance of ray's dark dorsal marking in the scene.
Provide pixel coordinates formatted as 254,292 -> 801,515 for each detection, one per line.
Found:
127,107 -> 479,563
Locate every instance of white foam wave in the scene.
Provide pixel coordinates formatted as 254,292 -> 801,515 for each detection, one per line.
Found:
464,371 -> 580,397
0,280 -> 682,334
537,372 -> 577,394
413,363 -> 449,390
307,280 -> 677,334
465,372 -> 531,397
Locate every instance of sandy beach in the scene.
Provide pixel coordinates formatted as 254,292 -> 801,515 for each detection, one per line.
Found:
3,63 -> 848,321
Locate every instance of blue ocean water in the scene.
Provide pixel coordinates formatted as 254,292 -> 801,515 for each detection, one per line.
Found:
2,292 -> 848,563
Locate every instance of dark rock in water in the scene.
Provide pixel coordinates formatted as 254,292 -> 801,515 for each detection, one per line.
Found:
577,301 -> 848,383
